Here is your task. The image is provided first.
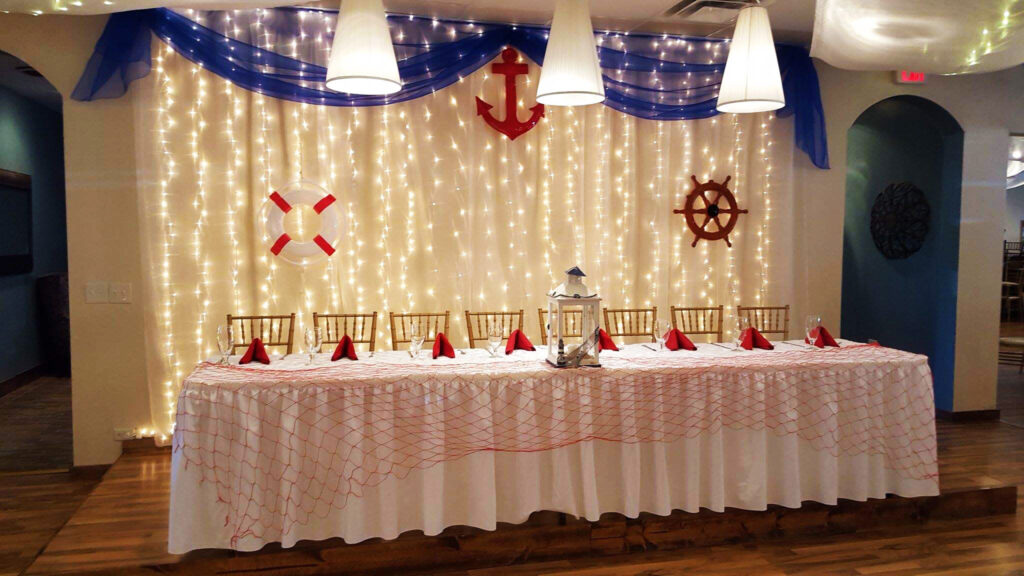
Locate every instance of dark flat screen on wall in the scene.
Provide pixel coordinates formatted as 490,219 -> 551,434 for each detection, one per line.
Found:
0,170 -> 32,275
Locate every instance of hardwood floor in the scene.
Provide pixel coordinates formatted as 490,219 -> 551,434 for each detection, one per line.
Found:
0,467 -> 104,576
0,377 -> 72,472
14,420 -> 1024,576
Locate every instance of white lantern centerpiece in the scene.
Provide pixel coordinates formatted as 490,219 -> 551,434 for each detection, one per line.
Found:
546,266 -> 602,367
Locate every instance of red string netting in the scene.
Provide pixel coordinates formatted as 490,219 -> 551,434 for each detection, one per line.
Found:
172,344 -> 937,547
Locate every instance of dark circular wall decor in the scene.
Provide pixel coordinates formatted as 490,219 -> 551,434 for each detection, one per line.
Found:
870,181 -> 930,259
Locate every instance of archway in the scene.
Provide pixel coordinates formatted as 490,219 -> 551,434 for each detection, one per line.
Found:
0,49 -> 70,471
841,95 -> 964,412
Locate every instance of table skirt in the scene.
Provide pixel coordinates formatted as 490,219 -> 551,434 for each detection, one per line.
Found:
170,427 -> 935,552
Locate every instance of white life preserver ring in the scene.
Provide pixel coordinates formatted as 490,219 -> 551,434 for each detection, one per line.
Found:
262,180 -> 341,265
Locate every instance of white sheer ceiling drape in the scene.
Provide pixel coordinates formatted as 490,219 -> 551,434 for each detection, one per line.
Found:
132,38 -> 795,438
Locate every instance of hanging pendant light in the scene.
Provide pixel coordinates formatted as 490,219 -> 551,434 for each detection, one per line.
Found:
536,0 -> 605,106
325,0 -> 402,95
716,5 -> 785,113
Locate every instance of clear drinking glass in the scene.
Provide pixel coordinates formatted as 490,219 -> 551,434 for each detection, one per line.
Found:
216,325 -> 234,364
409,320 -> 425,359
735,316 -> 751,350
304,326 -> 323,364
805,314 -> 822,348
652,319 -> 666,351
487,322 -> 504,357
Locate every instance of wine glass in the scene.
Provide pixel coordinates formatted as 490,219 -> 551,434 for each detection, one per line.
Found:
734,316 -> 750,350
652,319 -> 666,351
487,322 -> 504,357
805,314 -> 822,348
216,325 -> 234,364
409,320 -> 425,359
304,326 -> 323,364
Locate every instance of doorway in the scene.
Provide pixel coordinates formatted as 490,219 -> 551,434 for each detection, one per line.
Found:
840,95 -> 964,413
0,49 -> 71,472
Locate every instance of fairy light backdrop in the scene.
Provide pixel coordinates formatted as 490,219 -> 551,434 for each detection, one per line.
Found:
132,11 -> 795,440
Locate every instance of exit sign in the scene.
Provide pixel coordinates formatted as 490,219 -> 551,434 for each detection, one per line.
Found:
895,70 -> 927,84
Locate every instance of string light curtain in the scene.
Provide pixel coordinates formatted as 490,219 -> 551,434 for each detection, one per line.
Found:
122,9 -> 795,440
75,7 -> 828,168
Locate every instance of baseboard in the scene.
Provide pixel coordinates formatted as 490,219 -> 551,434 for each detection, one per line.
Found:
936,409 -> 1001,422
0,365 -> 45,400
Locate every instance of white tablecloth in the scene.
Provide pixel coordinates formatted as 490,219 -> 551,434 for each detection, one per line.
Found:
169,341 -> 938,553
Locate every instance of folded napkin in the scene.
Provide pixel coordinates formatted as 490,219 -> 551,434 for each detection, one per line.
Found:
239,338 -> 270,364
663,328 -> 697,351
598,329 -> 619,351
432,332 -> 455,359
805,326 -> 839,348
739,327 -> 774,351
505,329 -> 535,354
331,335 -> 359,361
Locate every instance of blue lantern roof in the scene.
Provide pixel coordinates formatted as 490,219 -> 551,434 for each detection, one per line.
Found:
566,266 -> 586,277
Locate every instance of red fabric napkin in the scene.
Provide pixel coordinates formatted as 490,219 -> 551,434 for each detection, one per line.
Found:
739,327 -> 774,350
432,332 -> 455,359
239,338 -> 270,364
331,335 -> 359,361
598,329 -> 618,351
805,326 -> 840,348
505,329 -> 535,354
663,328 -> 697,351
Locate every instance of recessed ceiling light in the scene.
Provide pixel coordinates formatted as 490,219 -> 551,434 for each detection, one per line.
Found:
103,1 -> 114,4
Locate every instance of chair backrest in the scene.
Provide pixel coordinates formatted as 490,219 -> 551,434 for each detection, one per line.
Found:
603,307 -> 657,342
736,305 -> 790,340
670,305 -> 724,342
537,307 -> 584,346
389,311 -> 450,349
226,313 -> 296,354
313,312 -> 378,351
464,310 -> 524,348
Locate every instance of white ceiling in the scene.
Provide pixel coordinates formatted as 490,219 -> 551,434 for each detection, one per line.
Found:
0,0 -> 818,43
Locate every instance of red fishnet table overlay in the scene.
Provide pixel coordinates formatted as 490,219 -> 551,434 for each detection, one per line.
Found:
172,343 -> 937,547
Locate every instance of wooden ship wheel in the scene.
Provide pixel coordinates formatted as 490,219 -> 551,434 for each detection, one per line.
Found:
673,175 -> 748,247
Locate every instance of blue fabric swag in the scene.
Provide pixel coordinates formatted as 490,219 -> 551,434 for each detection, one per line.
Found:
72,7 -> 829,168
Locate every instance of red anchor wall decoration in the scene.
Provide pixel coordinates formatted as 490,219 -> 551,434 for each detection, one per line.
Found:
475,47 -> 545,140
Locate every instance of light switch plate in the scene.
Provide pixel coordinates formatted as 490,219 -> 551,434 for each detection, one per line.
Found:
85,281 -> 109,303
109,282 -> 133,304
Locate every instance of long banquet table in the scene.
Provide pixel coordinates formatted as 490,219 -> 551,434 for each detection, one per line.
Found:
169,340 -> 938,553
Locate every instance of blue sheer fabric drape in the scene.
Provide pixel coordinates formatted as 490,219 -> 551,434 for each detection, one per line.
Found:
72,7 -> 828,168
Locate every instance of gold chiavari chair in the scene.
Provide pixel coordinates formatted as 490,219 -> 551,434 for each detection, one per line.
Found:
603,307 -> 658,342
389,311 -> 450,350
464,310 -> 524,349
670,305 -> 724,343
736,305 -> 790,340
312,312 -> 378,352
226,313 -> 296,354
537,307 -> 583,346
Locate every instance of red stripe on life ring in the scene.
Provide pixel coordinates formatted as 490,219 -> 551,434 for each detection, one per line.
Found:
269,191 -> 292,213
270,233 -> 291,255
313,194 -> 336,214
313,234 -> 335,256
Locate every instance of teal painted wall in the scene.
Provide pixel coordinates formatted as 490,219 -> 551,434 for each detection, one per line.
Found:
841,96 -> 963,411
0,85 -> 66,382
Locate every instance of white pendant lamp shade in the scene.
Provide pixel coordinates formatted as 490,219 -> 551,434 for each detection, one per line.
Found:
536,0 -> 605,106
716,6 -> 785,113
326,0 -> 402,95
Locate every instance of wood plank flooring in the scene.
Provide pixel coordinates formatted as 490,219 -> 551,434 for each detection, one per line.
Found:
15,420 -> 1024,576
0,377 -> 72,472
0,467 -> 104,576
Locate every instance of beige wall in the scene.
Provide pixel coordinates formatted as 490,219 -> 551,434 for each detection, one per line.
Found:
795,62 -> 1024,413
0,14 -> 1020,465
0,14 -> 151,466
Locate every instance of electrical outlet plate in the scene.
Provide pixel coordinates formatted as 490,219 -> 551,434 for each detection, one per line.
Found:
85,281 -> 109,303
109,282 -> 133,304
